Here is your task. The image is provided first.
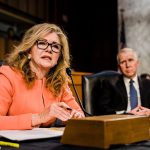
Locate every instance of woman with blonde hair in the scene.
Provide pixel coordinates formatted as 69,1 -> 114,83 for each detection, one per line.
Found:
0,23 -> 84,130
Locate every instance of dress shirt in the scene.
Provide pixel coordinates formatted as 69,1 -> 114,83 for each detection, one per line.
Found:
123,75 -> 141,112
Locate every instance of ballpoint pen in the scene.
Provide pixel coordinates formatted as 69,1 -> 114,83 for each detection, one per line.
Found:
0,141 -> 20,148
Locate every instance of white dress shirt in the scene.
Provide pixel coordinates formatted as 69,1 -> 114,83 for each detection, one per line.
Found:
123,75 -> 141,112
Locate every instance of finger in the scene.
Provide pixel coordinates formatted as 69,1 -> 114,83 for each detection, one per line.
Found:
70,110 -> 83,118
55,107 -> 72,121
58,102 -> 70,109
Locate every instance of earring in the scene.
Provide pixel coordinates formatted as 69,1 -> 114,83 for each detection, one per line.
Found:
28,55 -> 31,60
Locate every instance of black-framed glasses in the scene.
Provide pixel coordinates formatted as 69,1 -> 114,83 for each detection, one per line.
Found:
36,40 -> 62,53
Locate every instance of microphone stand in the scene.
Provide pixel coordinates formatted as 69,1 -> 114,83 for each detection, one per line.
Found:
66,68 -> 92,117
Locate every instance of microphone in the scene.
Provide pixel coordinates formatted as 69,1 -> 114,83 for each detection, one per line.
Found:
66,68 -> 92,116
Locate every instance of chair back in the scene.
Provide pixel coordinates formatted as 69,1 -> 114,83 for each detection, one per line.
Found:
82,70 -> 121,115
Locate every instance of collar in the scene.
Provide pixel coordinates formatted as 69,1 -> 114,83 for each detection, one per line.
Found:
123,74 -> 138,83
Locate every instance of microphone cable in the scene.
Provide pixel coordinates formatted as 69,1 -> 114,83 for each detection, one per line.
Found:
66,68 -> 92,117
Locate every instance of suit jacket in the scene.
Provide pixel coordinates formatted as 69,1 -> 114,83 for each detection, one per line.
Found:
0,66 -> 83,130
96,75 -> 150,115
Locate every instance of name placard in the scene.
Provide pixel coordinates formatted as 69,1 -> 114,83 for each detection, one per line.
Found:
61,114 -> 150,149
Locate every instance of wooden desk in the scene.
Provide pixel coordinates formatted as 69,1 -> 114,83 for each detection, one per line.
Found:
69,71 -> 92,102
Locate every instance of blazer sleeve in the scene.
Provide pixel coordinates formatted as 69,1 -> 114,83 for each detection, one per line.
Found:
0,73 -> 32,130
60,85 -> 83,113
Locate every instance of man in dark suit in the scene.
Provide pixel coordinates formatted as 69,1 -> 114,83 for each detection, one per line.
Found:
98,48 -> 150,115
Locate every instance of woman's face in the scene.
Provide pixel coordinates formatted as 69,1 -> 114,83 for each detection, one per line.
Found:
29,32 -> 62,72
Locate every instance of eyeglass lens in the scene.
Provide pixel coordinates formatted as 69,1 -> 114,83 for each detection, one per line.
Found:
37,40 -> 62,53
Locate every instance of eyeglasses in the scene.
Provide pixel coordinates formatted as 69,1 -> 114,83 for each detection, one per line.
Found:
36,40 -> 62,53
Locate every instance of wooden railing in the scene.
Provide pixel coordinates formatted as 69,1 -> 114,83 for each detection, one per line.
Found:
69,71 -> 92,102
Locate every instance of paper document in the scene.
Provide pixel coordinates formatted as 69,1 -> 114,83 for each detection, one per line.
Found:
0,127 -> 65,141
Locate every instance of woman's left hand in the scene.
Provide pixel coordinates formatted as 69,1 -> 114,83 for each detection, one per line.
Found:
70,109 -> 85,119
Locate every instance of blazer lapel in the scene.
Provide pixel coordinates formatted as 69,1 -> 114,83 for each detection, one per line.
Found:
138,77 -> 145,105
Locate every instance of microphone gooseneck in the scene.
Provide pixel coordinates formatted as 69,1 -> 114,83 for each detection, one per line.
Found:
66,68 -> 72,76
66,68 -> 92,116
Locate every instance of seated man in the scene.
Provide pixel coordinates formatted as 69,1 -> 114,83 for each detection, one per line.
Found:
98,48 -> 150,115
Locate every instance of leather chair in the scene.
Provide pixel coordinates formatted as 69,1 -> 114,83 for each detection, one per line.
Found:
82,70 -> 121,116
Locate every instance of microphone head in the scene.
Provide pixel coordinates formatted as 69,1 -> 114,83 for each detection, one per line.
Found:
66,68 -> 72,76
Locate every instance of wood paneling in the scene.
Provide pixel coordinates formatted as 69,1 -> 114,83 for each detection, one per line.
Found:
0,0 -> 49,20
70,71 -> 92,102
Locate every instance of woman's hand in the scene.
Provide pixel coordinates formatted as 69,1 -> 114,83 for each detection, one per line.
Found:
70,109 -> 85,119
32,102 -> 84,127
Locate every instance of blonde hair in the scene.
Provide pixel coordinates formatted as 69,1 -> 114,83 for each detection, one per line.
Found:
5,23 -> 71,96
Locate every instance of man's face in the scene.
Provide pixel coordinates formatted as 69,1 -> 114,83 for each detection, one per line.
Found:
118,51 -> 139,78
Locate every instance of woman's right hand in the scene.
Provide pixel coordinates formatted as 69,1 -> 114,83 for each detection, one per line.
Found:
32,102 -> 72,127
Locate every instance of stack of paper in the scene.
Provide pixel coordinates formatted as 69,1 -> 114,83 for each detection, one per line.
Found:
0,127 -> 65,141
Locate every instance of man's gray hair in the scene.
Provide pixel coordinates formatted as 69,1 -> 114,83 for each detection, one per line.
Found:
117,48 -> 139,64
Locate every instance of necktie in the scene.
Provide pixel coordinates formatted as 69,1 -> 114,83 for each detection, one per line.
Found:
129,79 -> 138,109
